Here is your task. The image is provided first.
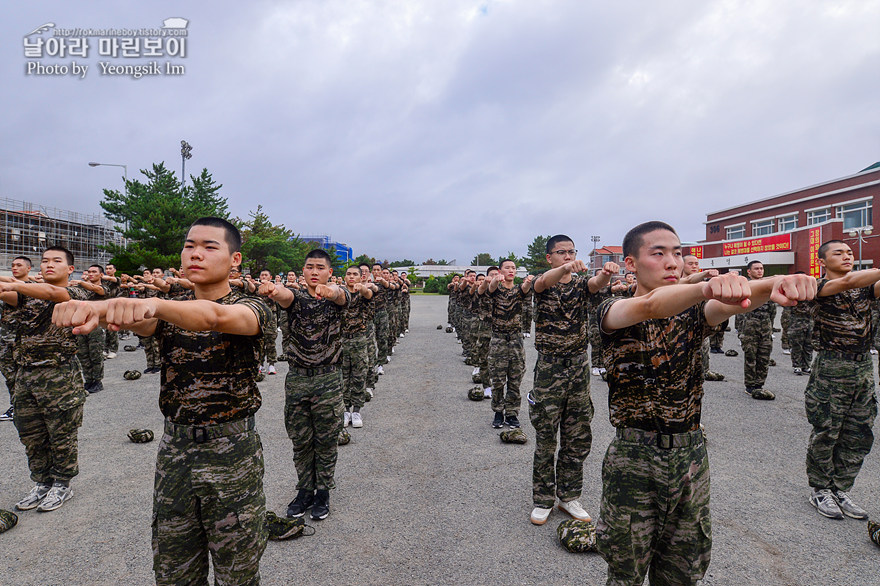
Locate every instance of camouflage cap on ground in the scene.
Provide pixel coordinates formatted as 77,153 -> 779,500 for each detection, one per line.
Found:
0,509 -> 18,534
123,345 -> 137,352
127,429 -> 154,443
557,519 -> 597,553
265,511 -> 313,541
123,370 -> 142,380
437,325 -> 443,329
467,386 -> 485,401
725,349 -> 739,356
445,326 -> 453,333
338,429 -> 351,445
499,428 -> 527,444
870,520 -> 880,548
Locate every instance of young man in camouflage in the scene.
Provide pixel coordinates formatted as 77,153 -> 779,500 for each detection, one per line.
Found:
340,265 -> 375,428
480,260 -> 533,429
680,255 -> 725,383
72,264 -> 109,393
261,250 -> 349,522
737,260 -> 777,400
371,263 -> 392,374
359,263 -> 379,397
469,271 -> 493,389
257,269 -> 279,376
806,240 -> 880,521
53,217 -> 272,585
597,221 -> 815,585
0,247 -> 92,512
0,255 -> 32,422
785,272 -> 814,375
528,235 -> 618,526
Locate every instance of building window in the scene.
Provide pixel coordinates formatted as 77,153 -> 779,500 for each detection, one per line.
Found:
807,208 -> 831,225
778,214 -> 798,232
751,219 -> 774,236
726,224 -> 745,240
837,201 -> 872,230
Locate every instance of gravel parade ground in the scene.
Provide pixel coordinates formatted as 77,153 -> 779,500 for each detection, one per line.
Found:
1,294 -> 878,585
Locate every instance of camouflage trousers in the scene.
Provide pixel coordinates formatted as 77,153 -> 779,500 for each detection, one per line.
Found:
139,334 -> 161,369
522,300 -> 532,334
280,310 -> 292,358
596,430 -> 711,586
366,322 -> 379,388
701,338 -> 710,377
152,418 -> 266,586
788,320 -> 813,370
473,321 -> 491,373
709,325 -> 725,351
0,339 -> 16,401
374,309 -> 391,362
404,296 -> 411,329
76,327 -> 105,383
738,319 -> 772,388
588,314 -> 603,369
488,333 -> 526,417
780,307 -> 791,350
341,335 -> 370,410
260,313 -> 278,366
528,355 -> 594,508
460,312 -> 477,359
805,353 -> 877,491
104,328 -> 118,353
13,362 -> 86,483
284,369 -> 344,491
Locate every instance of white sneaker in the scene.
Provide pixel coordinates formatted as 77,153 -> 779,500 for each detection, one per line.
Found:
392,347 -> 396,354
782,349 -> 791,355
530,506 -> 552,525
386,356 -> 391,363
377,366 -> 385,375
599,368 -> 607,375
591,367 -> 600,376
105,352 -> 117,359
351,412 -> 363,428
36,483 -> 73,512
405,329 -> 409,333
484,387 -> 492,398
267,364 -> 277,375
258,365 -> 264,374
366,388 -> 374,398
557,499 -> 591,522
872,349 -> 879,355
16,483 -> 52,511
343,411 -> 351,427
525,333 -> 531,338
399,333 -> 405,338
472,367 -> 480,376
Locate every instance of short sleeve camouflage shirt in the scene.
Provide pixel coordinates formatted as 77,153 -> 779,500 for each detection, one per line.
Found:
342,291 -> 373,337
598,297 -> 710,433
814,278 -> 876,354
535,273 -> 592,357
15,285 -> 91,366
155,290 -> 271,426
283,287 -> 351,367
489,284 -> 526,334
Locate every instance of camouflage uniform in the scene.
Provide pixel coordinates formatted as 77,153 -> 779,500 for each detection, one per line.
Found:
597,298 -> 712,586
780,305 -> 792,351
102,276 -> 122,354
372,283 -> 391,362
341,291 -> 372,412
140,287 -> 162,369
737,298 -> 775,390
283,288 -> 350,492
487,284 -> 529,417
587,286 -> 613,370
0,301 -> 20,402
709,318 -> 727,351
76,328 -> 105,386
472,289 -> 492,377
521,289 -> 533,334
12,286 -> 90,484
788,301 -> 814,371
260,301 -> 278,367
152,290 -> 271,586
805,280 -> 878,493
529,274 -> 595,508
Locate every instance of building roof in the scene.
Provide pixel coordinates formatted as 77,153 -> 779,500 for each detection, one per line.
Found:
590,246 -> 622,255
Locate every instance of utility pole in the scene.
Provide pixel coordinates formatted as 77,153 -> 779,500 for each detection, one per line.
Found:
180,140 -> 193,187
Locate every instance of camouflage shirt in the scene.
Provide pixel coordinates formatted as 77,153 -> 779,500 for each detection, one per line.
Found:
489,284 -> 526,334
15,285 -> 91,366
0,301 -> 20,343
341,291 -> 372,337
814,278 -> 876,354
372,283 -> 388,311
283,288 -> 351,368
156,290 -> 271,426
599,298 -> 710,433
739,297 -> 775,325
535,274 -> 593,357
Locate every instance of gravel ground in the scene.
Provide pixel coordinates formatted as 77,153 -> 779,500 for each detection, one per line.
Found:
1,295 -> 878,585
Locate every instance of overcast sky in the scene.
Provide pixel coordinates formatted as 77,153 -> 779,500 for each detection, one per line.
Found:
3,1 -> 879,265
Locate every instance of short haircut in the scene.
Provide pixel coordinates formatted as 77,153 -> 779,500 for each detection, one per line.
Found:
189,217 -> 241,253
259,269 -> 272,276
306,249 -> 332,265
746,260 -> 763,270
622,221 -> 678,257
464,269 -> 475,275
346,266 -> 361,274
486,265 -> 500,274
89,264 -> 105,273
546,234 -> 575,254
44,246 -> 74,266
817,239 -> 846,260
12,255 -> 32,267
359,263 -> 371,270
372,263 -> 383,270
499,259 -> 516,269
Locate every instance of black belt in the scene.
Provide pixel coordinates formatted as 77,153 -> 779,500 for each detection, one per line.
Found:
616,427 -> 703,450
537,352 -> 586,368
819,349 -> 870,362
165,416 -> 255,444
289,364 -> 338,377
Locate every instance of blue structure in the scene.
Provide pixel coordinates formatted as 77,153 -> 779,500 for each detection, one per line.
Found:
300,234 -> 353,263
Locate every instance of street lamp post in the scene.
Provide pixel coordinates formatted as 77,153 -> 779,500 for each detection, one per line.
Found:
180,140 -> 193,186
89,161 -> 130,246
848,226 -> 873,270
591,235 -> 600,271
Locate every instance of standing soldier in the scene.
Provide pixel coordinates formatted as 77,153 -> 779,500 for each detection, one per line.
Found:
521,285 -> 533,338
788,272 -> 815,375
0,256 -> 32,422
738,261 -> 776,400
101,263 -> 121,359
257,269 -> 279,375
359,264 -> 379,398
53,217 -> 273,584
72,264 -> 108,393
371,264 -> 392,374
528,235 -> 617,526
340,266 -> 375,428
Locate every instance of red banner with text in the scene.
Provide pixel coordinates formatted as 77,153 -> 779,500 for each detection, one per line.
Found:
722,233 -> 791,256
809,227 -> 821,278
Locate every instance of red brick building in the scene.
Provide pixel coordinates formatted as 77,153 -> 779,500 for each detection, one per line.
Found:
685,163 -> 880,276
588,245 -> 625,274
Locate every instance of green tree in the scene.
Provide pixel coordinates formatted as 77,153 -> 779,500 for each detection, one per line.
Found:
471,252 -> 494,266
522,235 -> 552,273
388,259 -> 415,268
424,258 -> 451,265
100,162 -> 229,272
238,205 -> 310,276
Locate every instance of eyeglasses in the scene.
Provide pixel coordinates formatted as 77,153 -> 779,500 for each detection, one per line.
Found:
550,249 -> 577,256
